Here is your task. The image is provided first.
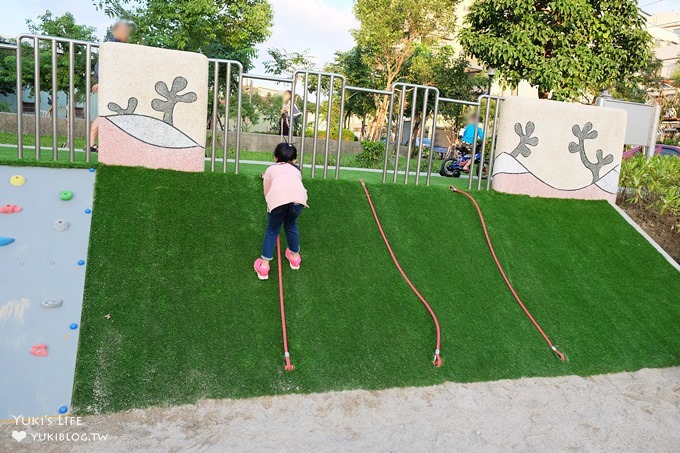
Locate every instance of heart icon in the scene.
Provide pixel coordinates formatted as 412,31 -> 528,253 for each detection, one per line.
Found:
12,430 -> 27,442
30,344 -> 48,357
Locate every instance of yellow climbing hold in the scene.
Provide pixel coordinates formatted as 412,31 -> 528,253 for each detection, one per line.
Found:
10,175 -> 25,186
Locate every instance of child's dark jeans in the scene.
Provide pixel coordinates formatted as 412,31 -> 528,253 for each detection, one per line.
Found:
262,202 -> 304,260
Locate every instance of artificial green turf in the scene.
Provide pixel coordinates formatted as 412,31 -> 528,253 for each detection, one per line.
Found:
70,165 -> 679,414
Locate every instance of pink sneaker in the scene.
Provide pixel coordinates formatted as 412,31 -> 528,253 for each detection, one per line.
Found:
285,249 -> 301,270
253,258 -> 270,280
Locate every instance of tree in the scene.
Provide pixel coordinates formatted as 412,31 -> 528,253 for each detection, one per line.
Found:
353,0 -> 458,140
93,0 -> 273,71
263,48 -> 316,76
326,46 -> 376,135
459,0 -> 654,101
0,11 -> 98,106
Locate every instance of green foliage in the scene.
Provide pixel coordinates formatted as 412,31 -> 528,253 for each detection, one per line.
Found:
619,155 -> 680,223
94,0 -> 273,71
263,48 -> 316,76
0,12 -> 97,103
354,140 -> 385,168
326,46 -> 377,121
460,0 -> 654,101
304,127 -> 356,142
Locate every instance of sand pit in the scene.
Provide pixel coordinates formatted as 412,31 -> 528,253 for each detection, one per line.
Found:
2,367 -> 678,451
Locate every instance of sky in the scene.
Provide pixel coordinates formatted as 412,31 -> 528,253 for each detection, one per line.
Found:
0,0 -> 358,74
1,0 -> 679,74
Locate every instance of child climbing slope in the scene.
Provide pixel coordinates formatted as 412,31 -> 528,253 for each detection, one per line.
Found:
254,143 -> 308,280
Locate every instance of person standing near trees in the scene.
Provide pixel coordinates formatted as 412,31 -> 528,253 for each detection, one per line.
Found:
280,90 -> 301,137
88,20 -> 132,153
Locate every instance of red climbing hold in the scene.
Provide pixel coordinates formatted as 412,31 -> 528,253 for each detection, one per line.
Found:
0,204 -> 22,214
30,344 -> 48,357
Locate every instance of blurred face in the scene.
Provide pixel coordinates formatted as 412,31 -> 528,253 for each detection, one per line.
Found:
283,91 -> 291,103
112,23 -> 131,42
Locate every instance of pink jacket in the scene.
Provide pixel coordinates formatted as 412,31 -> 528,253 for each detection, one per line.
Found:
263,163 -> 308,212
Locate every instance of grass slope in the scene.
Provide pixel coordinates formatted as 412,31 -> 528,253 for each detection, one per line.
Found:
72,166 -> 680,414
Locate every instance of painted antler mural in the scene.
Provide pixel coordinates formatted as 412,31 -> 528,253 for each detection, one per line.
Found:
510,121 -> 539,158
151,76 -> 197,126
107,97 -> 138,115
568,122 -> 614,184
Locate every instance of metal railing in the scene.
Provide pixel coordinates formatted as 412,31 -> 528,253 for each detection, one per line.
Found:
8,33 -> 505,188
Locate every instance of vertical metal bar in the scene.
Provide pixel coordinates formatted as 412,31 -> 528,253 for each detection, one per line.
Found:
17,37 -> 24,159
404,87 -> 418,184
468,101 -> 481,190
414,89 -> 429,185
51,39 -> 58,159
34,36 -> 41,159
234,70 -> 243,174
393,86 -> 407,183
210,61 -> 219,172
288,72 -> 298,145
334,78 -> 346,179
311,74 -> 322,178
299,72 -> 309,172
382,91 -> 395,183
222,63 -> 232,173
486,98 -> 501,191
425,91 -> 439,186
477,96 -> 492,190
85,44 -> 92,163
68,41 -> 75,161
323,75 -> 334,179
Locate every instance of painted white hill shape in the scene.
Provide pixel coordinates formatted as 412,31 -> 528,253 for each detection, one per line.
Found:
595,165 -> 620,194
492,152 -> 529,176
107,114 -> 199,149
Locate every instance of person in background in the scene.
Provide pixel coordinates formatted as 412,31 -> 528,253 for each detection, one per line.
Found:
254,143 -> 308,281
280,90 -> 301,137
461,116 -> 485,173
88,20 -> 132,153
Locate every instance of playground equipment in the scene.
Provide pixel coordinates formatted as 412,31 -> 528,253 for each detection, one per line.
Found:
97,43 -> 209,172
449,186 -> 566,361
0,165 -> 96,418
276,237 -> 294,372
491,97 -> 627,201
360,180 -> 442,367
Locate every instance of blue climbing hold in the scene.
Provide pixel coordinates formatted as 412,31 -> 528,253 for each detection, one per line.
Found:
58,405 -> 68,414
0,237 -> 15,246
89,167 -> 95,172
70,323 -> 78,330
77,260 -> 85,266
85,209 -> 92,214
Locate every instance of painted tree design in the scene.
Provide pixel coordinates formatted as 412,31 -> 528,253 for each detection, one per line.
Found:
151,76 -> 197,126
568,122 -> 614,184
107,97 -> 138,115
510,121 -> 539,158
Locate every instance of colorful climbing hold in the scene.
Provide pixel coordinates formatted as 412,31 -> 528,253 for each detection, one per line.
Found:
58,405 -> 68,414
0,237 -> 15,246
52,219 -> 70,232
60,191 -> 74,201
0,204 -> 22,214
42,299 -> 63,309
30,344 -> 48,357
89,167 -> 95,172
84,208 -> 92,214
10,175 -> 25,186
77,260 -> 85,266
69,323 -> 78,330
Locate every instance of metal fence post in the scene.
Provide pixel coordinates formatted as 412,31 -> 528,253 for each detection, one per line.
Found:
33,36 -> 41,159
51,39 -> 58,159
68,41 -> 75,161
334,78 -> 346,179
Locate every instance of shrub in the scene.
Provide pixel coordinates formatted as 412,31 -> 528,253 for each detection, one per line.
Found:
354,140 -> 385,169
618,155 -> 680,230
305,127 -> 357,142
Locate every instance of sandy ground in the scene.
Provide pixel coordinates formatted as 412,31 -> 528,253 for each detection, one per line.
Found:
2,367 -> 679,452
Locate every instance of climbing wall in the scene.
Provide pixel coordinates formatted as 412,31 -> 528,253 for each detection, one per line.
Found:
0,165 -> 96,418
